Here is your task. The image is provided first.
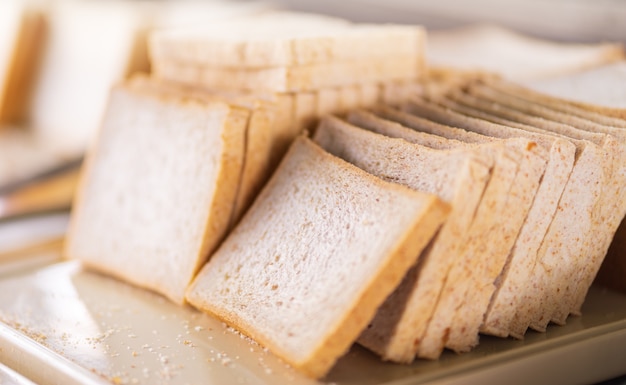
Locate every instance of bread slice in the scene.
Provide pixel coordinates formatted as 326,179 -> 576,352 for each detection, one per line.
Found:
378,105 -> 557,355
359,83 -> 382,107
27,0 -> 153,157
0,0 -> 45,124
28,0 -> 264,158
458,82 -> 626,327
379,81 -> 423,106
125,75 -> 281,228
152,55 -> 421,93
315,85 -> 366,118
401,99 -> 576,351
65,80 -> 249,304
293,91 -> 317,132
313,114 -> 490,363
515,67 -> 626,295
149,11 -> 425,68
437,88 -> 610,335
427,24 -> 624,81
185,136 -> 449,378
346,110 -> 502,359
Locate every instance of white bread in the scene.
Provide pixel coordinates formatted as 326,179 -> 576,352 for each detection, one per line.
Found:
315,85 -> 364,118
185,136 -> 449,378
28,0 -> 264,158
338,85 -> 362,113
28,0 -> 153,158
152,55 -> 422,93
65,80 -> 249,304
293,91 -> 317,132
379,81 -> 423,106
316,87 -> 342,117
346,110 -> 503,359
438,88 -> 610,336
378,105 -> 551,354
401,99 -> 576,354
427,24 -> 624,81
124,74 -> 280,227
314,114 -> 490,363
359,83 -> 382,107
149,11 -> 425,68
0,0 -> 44,124
499,70 -> 626,297
460,82 -> 626,328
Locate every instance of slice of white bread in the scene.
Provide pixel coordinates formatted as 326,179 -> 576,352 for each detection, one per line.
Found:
0,0 -> 45,124
458,82 -> 626,328
427,24 -> 624,81
438,88 -> 609,336
152,55 -> 421,93
124,74 -> 277,227
28,0 -> 265,158
486,75 -> 626,297
375,105 -> 554,355
149,11 -> 425,68
401,99 -> 575,354
379,81 -> 423,106
369,107 -> 523,353
28,0 -> 152,158
185,136 -> 449,378
65,79 -> 249,304
313,114 -> 490,363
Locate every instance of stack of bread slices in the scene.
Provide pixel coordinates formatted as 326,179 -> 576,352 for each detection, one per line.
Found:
64,9 -> 626,380
65,10 -> 437,378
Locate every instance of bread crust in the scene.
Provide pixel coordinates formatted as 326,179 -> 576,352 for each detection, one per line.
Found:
186,136 -> 449,378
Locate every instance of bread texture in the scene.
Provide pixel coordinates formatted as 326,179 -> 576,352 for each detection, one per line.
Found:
150,11 -> 425,68
185,136 -> 449,378
458,80 -> 626,329
65,80 -> 249,304
124,75 -> 272,227
400,99 -> 576,354
371,106 -> 542,354
152,56 -> 422,93
313,114 -> 490,362
436,86 -> 610,335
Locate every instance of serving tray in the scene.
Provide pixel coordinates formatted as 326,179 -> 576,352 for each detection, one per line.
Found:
1,213 -> 625,385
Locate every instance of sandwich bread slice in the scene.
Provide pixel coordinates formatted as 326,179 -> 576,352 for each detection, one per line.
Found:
313,114 -> 490,362
65,79 -> 249,304
186,136 -> 449,378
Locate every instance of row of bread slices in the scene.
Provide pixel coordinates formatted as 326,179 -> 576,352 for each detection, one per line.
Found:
186,74 -> 626,379
64,11 -> 429,379
65,10 -> 426,310
64,72 -> 626,379
63,10 -> 626,380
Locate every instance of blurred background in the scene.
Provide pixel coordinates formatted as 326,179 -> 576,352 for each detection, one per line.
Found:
276,0 -> 626,43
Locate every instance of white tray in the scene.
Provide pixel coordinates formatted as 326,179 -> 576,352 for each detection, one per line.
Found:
1,214 -> 626,385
